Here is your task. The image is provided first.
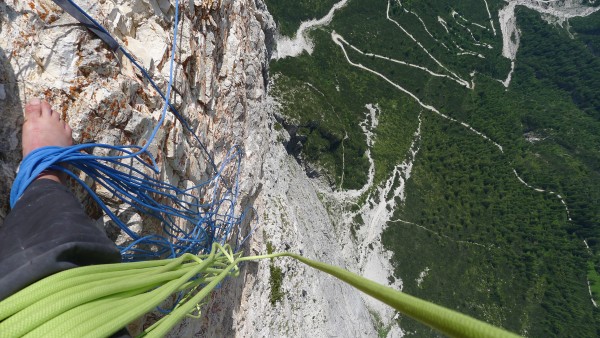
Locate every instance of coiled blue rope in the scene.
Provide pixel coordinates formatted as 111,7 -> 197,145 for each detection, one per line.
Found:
11,0 -> 252,261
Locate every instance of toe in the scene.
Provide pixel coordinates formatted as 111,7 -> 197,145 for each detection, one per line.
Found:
24,98 -> 42,118
51,109 -> 60,120
63,121 -> 73,139
64,121 -> 72,133
41,100 -> 52,117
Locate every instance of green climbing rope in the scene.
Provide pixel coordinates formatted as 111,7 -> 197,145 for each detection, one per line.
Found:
0,244 -> 520,338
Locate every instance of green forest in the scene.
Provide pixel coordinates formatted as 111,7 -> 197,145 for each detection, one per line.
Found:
266,0 -> 600,336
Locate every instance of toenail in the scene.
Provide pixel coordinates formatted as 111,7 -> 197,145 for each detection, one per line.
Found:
29,98 -> 41,105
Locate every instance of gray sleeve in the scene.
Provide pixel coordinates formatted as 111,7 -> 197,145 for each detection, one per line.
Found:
0,178 -> 121,301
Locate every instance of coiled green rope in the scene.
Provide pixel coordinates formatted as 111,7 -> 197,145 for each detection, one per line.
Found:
0,244 -> 520,338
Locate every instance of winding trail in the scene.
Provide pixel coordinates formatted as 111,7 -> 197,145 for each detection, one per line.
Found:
438,16 -> 450,33
588,281 -> 598,308
390,218 -> 494,249
512,169 -> 572,220
582,240 -> 599,308
483,0 -> 498,35
385,1 -> 473,88
436,16 -> 482,56
330,0 -> 586,229
335,104 -> 378,200
453,10 -> 489,30
332,31 -> 502,152
451,10 -> 494,50
333,33 -> 472,88
332,27 -> 577,225
398,0 -> 493,56
404,6 -> 451,51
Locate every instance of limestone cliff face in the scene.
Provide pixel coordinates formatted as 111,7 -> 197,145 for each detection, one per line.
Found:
0,0 -> 376,336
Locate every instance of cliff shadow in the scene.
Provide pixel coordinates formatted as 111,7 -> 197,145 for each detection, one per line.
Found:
0,7 -> 24,224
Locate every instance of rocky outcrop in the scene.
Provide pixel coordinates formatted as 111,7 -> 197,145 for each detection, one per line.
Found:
227,98 -> 376,336
0,0 -> 377,336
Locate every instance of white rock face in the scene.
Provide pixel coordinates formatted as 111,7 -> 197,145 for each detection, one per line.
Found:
272,0 -> 348,60
497,0 -> 599,87
0,0 -> 378,336
230,115 -> 377,337
500,0 -> 600,61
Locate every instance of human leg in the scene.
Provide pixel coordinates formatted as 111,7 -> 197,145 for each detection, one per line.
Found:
0,99 -> 120,301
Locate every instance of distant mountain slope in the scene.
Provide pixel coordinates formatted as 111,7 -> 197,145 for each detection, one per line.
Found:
265,0 -> 600,336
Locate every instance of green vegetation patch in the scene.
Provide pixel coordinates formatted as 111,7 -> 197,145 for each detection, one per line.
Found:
387,113 -> 595,337
267,241 -> 284,305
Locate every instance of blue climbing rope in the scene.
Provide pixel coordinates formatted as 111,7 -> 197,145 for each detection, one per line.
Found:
11,0 -> 252,261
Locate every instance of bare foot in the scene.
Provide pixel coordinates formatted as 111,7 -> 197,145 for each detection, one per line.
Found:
22,98 -> 73,183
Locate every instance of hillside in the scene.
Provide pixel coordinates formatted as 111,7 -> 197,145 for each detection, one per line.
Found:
266,0 -> 600,336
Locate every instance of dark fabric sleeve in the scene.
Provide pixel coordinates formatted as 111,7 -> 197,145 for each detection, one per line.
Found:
0,178 -> 121,301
